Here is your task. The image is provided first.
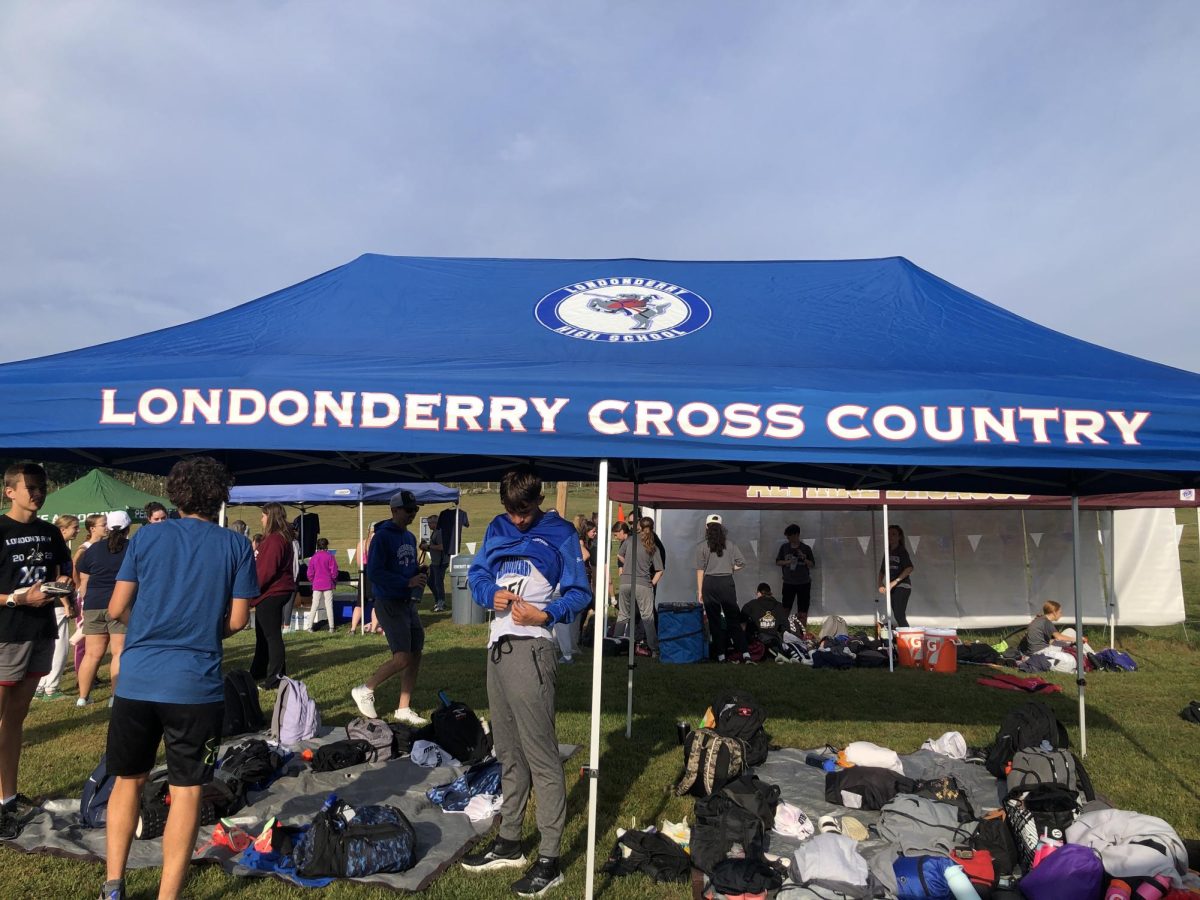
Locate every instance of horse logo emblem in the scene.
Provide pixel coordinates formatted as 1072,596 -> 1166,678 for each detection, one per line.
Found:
534,277 -> 711,343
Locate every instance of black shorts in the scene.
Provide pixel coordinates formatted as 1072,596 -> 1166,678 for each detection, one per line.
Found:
374,599 -> 425,655
106,696 -> 224,786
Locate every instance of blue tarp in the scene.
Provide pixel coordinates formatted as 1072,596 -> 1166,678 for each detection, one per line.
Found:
228,482 -> 459,506
0,254 -> 1196,493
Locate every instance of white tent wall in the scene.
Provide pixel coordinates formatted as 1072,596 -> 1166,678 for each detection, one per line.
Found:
653,507 -> 1184,627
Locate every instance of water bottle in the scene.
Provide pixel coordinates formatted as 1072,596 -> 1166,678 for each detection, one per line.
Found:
804,753 -> 838,773
438,690 -> 453,708
944,865 -> 980,900
291,609 -> 301,631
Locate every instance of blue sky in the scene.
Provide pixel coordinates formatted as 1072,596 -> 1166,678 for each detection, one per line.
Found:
2,1 -> 1197,369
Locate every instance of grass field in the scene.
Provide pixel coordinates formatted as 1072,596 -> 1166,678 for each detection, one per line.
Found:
2,495 -> 1196,898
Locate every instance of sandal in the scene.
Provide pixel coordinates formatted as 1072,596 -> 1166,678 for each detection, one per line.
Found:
817,815 -> 842,835
841,815 -> 869,841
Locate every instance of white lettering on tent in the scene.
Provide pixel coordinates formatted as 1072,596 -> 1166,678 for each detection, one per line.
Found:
874,405 -> 917,441
313,391 -> 355,428
922,406 -> 964,442
268,390 -> 310,427
973,407 -> 1018,443
405,394 -> 442,430
1107,410 -> 1150,445
765,404 -> 805,439
1019,407 -> 1060,444
589,400 -> 629,435
489,396 -> 528,432
530,397 -> 569,433
100,389 -> 136,425
181,389 -> 222,425
723,403 -> 763,439
677,402 -> 720,437
968,534 -> 982,552
828,405 -> 869,440
361,392 -> 400,428
1063,409 -> 1107,444
634,401 -> 674,436
138,389 -> 178,425
445,395 -> 484,431
228,389 -> 266,425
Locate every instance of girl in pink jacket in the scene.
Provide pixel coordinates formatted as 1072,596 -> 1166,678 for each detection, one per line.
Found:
308,537 -> 340,633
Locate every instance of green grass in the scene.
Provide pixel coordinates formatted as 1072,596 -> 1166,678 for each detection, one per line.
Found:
2,497 -> 1196,897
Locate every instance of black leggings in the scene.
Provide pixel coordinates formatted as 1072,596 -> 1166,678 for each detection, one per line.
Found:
781,582 -> 812,625
702,575 -> 746,658
251,593 -> 290,689
889,586 -> 912,628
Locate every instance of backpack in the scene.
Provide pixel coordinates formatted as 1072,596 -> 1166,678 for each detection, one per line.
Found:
602,829 -> 691,884
957,642 -> 1003,666
818,615 -> 850,641
950,848 -> 996,895
912,775 -> 976,823
825,766 -> 916,811
1004,783 -> 1082,868
712,690 -> 769,767
1006,748 -> 1095,801
855,648 -> 889,668
876,795 -> 977,856
346,716 -> 395,761
893,855 -> 955,900
80,755 -> 115,828
269,676 -> 321,746
430,701 -> 492,766
388,721 -> 418,756
690,775 -> 779,874
219,738 -> 285,792
812,647 -> 855,669
674,728 -> 747,798
311,739 -> 377,772
294,798 -> 417,877
1017,842 -> 1104,900
136,770 -> 244,840
970,815 -> 1021,882
710,858 -> 785,896
1094,648 -> 1137,672
222,669 -> 265,737
984,700 -> 1069,777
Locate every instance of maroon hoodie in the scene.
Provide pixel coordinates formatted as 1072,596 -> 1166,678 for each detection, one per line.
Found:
255,532 -> 296,601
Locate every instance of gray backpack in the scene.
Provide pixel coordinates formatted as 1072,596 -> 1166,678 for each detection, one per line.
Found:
818,616 -> 849,641
876,795 -> 977,855
269,677 -> 321,747
1006,748 -> 1081,795
346,716 -> 394,761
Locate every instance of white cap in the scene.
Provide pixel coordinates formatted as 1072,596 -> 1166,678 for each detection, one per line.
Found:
705,514 -> 723,525
106,510 -> 132,530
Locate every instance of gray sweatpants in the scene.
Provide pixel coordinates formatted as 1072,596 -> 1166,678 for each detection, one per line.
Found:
487,636 -> 565,858
617,583 -> 657,650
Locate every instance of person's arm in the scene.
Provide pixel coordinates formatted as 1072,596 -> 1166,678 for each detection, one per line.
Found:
776,543 -> 791,568
71,546 -> 87,590
733,543 -> 745,572
78,572 -> 90,604
579,538 -> 591,564
467,521 -> 506,610
650,551 -> 664,588
225,598 -> 251,636
695,568 -> 704,602
804,545 -> 816,569
108,580 -> 136,624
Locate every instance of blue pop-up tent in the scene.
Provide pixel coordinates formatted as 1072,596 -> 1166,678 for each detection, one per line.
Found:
0,254 -> 1197,897
228,482 -> 459,506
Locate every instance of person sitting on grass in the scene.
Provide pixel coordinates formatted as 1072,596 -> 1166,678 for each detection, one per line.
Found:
742,583 -> 794,657
100,456 -> 257,900
1021,600 -> 1072,655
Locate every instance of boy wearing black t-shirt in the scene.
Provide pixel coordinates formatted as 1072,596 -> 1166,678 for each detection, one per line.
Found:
0,463 -> 72,840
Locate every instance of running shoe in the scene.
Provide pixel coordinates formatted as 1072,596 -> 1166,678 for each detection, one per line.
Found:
351,684 -> 377,718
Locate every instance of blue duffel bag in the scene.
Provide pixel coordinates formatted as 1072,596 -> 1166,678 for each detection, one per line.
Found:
658,603 -> 706,664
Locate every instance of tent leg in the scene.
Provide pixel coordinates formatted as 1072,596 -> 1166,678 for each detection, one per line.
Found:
584,461 -> 612,900
1108,511 -> 1116,649
1071,495 -> 1087,758
218,502 -> 226,528
883,504 -> 893,672
359,501 -> 365,635
626,481 -> 639,739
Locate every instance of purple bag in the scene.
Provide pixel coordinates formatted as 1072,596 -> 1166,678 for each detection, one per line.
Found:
1018,843 -> 1103,900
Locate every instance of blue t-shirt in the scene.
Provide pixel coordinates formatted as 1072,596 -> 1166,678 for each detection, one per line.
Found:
116,517 -> 259,704
78,541 -> 128,611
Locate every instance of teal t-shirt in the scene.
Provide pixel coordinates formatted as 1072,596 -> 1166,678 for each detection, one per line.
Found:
116,518 -> 259,704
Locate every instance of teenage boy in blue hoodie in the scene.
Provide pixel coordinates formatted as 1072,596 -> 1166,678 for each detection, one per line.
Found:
461,465 -> 590,897
351,490 -> 429,727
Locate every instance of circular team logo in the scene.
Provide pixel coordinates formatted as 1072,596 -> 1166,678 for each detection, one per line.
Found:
534,276 -> 712,343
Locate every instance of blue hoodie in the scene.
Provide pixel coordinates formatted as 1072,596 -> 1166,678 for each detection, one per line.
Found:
366,519 -> 418,603
468,511 -> 590,626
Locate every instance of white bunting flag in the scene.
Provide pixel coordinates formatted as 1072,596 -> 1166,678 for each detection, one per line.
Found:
1097,530 -> 1105,545
749,540 -> 759,556
967,534 -> 982,552
467,541 -> 477,554
910,535 -> 921,555
857,536 -> 871,554
346,548 -> 356,565
1178,525 -> 1186,545
1030,532 -> 1044,548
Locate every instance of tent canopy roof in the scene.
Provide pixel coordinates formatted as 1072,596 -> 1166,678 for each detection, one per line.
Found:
227,481 -> 459,506
36,469 -> 172,523
1,254 -> 1197,493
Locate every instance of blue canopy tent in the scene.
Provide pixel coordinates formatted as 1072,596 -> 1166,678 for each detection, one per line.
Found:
0,254 -> 1196,897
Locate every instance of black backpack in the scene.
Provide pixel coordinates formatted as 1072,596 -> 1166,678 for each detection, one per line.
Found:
972,815 -> 1022,881
222,669 -> 265,737
431,701 -> 492,766
219,739 -> 284,792
984,701 -> 1069,778
311,739 -> 377,772
713,690 -> 770,767
135,770 -> 244,840
674,728 -> 748,798
691,775 -> 779,874
601,830 -> 691,883
825,766 -> 917,810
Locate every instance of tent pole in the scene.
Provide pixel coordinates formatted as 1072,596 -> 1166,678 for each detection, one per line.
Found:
1107,511 -> 1116,649
584,460 -> 612,900
1071,494 -> 1087,757
454,497 -> 461,556
883,503 -> 893,672
358,500 -> 365,635
218,502 -> 226,528
625,480 -> 639,739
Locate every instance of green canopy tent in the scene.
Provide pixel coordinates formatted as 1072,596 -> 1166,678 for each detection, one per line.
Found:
36,469 -> 172,524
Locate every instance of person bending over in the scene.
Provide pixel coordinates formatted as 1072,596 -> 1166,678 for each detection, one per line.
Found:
101,457 -> 256,900
461,465 -> 590,897
1022,600 -> 1072,655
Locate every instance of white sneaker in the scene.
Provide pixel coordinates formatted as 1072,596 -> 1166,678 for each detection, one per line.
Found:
351,684 -> 377,719
394,707 -> 428,727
